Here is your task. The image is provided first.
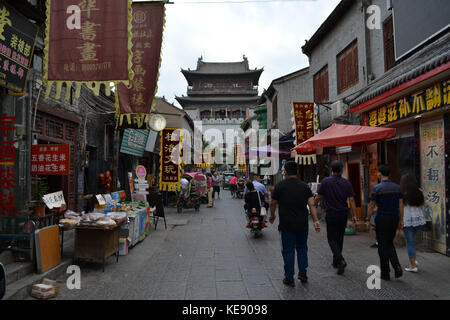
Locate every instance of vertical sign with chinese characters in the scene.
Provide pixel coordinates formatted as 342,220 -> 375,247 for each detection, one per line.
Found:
0,1 -> 38,92
117,2 -> 165,128
159,128 -> 181,191
292,102 -> 317,165
235,144 -> 246,172
31,145 -> 70,175
0,113 -> 16,216
421,118 -> 446,254
44,0 -> 133,99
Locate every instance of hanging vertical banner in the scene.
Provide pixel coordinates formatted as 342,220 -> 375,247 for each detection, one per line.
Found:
235,144 -> 246,172
0,1 -> 39,92
159,128 -> 182,191
291,102 -> 318,165
43,0 -> 134,99
117,2 -> 166,128
420,118 -> 446,255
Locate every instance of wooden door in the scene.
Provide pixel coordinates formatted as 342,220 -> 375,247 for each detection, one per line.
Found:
347,162 -> 362,219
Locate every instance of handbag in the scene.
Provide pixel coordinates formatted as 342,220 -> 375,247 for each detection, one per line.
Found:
257,192 -> 267,216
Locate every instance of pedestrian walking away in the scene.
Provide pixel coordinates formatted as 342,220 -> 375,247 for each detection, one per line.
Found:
212,171 -> 221,200
230,174 -> 238,198
366,165 -> 404,281
206,172 -> 214,208
400,174 -> 426,273
269,161 -> 320,287
314,160 -> 358,275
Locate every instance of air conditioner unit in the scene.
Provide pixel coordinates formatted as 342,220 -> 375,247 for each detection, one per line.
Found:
331,100 -> 347,120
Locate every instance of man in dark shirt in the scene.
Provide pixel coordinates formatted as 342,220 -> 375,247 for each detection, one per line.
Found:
269,161 -> 320,287
365,165 -> 404,281
314,161 -> 357,275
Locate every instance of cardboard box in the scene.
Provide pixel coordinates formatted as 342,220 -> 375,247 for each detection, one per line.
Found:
354,222 -> 369,232
31,283 -> 57,299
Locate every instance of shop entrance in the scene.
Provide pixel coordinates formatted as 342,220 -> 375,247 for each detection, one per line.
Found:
34,111 -> 78,210
346,162 -> 362,219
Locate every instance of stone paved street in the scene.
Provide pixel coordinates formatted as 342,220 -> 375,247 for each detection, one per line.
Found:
51,192 -> 450,300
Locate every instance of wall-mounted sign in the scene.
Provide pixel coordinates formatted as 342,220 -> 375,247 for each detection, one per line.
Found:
365,79 -> 450,127
420,118 -> 446,255
31,144 -> 70,175
0,113 -> 16,216
120,129 -> 149,157
136,165 -> 147,179
0,1 -> 39,92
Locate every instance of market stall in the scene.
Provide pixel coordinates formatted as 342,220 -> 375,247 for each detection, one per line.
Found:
58,190 -> 155,270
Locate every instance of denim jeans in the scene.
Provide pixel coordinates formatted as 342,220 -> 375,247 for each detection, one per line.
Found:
280,230 -> 308,280
403,226 -> 422,259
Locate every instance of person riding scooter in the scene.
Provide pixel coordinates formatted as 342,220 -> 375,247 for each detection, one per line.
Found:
244,182 -> 267,228
236,178 -> 246,199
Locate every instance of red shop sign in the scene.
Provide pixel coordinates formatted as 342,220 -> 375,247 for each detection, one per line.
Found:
31,144 -> 70,175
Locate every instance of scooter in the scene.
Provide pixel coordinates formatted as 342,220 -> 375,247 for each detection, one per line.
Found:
249,210 -> 263,238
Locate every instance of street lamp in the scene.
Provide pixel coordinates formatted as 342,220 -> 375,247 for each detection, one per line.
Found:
149,114 -> 167,132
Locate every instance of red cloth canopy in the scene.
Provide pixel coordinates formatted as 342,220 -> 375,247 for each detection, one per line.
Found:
293,123 -> 396,152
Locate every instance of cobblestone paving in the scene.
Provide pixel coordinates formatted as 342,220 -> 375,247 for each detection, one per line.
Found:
52,192 -> 450,300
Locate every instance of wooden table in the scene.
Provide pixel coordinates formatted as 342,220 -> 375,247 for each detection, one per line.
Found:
73,225 -> 120,272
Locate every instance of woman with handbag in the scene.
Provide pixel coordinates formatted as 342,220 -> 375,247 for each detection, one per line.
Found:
400,174 -> 426,273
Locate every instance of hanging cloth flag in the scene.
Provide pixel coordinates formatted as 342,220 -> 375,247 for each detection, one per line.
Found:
43,0 -> 134,100
291,102 -> 319,165
117,1 -> 166,128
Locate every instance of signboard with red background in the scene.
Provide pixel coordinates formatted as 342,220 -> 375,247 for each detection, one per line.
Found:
292,102 -> 316,155
31,144 -> 69,175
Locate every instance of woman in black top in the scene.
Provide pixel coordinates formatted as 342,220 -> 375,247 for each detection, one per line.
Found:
244,182 -> 266,228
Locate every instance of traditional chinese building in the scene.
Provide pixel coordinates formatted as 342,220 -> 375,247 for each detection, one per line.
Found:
175,56 -> 262,166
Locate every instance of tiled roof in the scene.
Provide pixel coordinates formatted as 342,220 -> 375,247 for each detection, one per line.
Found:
346,32 -> 450,108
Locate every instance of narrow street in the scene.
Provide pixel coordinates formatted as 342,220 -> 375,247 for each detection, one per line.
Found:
52,191 -> 450,300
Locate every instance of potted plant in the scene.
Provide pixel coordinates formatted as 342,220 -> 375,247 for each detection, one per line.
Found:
31,178 -> 48,217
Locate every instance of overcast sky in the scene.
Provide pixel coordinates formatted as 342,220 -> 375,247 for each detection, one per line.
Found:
140,0 -> 341,107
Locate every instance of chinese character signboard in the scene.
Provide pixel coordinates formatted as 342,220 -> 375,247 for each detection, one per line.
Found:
159,128 -> 181,191
420,118 -> 446,254
365,79 -> 450,127
44,0 -> 133,99
31,144 -> 70,175
117,2 -> 165,128
235,144 -> 246,172
291,102 -> 318,165
120,129 -> 149,157
0,1 -> 39,92
0,113 -> 16,216
195,153 -> 211,168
